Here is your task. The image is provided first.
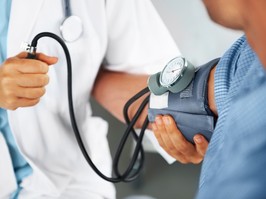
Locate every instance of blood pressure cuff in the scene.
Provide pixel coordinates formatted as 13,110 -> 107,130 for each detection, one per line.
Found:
148,58 -> 220,143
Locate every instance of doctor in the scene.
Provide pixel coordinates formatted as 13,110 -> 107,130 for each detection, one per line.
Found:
0,0 -> 180,198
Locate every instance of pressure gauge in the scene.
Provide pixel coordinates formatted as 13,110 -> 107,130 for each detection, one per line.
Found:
160,57 -> 186,87
148,56 -> 196,95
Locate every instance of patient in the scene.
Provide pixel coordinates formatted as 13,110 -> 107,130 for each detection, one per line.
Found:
152,0 -> 266,198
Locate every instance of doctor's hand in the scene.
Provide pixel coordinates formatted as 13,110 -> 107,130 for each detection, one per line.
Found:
0,52 -> 58,110
152,115 -> 209,164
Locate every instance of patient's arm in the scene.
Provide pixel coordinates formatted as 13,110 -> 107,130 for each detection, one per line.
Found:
152,67 -> 217,164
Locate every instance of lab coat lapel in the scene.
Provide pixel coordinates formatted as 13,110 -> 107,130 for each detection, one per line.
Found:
7,0 -> 45,56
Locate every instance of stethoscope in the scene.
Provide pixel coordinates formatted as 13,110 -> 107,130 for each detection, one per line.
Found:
25,1 -> 147,183
60,0 -> 83,42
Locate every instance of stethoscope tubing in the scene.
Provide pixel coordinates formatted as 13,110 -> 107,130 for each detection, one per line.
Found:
27,32 -> 148,183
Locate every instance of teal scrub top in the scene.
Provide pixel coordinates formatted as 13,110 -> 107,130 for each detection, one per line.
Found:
0,0 -> 32,198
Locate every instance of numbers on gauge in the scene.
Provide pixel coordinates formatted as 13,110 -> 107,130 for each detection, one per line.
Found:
160,57 -> 185,87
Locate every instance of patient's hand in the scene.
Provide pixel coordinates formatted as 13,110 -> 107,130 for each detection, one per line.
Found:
152,115 -> 209,164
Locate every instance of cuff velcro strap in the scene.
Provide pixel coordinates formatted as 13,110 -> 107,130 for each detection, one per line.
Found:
148,58 -> 220,143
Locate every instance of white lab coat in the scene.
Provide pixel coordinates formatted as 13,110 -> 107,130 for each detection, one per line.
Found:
3,0 -> 179,198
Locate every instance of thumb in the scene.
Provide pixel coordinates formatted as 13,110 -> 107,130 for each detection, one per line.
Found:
36,53 -> 58,65
193,134 -> 209,157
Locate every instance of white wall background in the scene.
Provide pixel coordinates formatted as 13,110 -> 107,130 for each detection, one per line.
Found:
152,0 -> 243,65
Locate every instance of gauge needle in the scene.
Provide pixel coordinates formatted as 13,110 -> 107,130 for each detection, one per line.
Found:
171,69 -> 180,73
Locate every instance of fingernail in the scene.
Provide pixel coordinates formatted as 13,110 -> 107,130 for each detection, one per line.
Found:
163,116 -> 170,125
155,117 -> 162,125
194,135 -> 202,143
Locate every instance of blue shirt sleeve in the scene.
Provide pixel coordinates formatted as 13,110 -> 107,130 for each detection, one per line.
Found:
196,44 -> 266,199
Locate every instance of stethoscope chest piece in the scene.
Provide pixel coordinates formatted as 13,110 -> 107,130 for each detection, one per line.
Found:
60,15 -> 83,42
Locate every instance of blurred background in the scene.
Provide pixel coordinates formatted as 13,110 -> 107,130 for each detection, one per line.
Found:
91,1 -> 242,199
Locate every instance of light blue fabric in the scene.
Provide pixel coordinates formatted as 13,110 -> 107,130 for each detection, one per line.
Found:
0,0 -> 10,62
196,36 -> 266,199
0,0 -> 32,198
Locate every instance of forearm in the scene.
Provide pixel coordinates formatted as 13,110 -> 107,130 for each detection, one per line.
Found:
92,64 -> 217,126
91,68 -> 149,126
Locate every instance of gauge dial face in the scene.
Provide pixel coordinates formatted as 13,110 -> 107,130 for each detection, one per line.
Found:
160,57 -> 186,87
